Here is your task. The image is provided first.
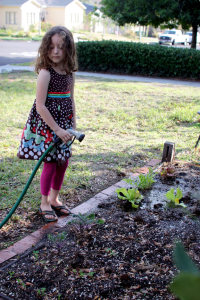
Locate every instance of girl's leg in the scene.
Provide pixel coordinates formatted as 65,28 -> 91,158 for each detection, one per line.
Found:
40,162 -> 57,220
48,160 -> 69,212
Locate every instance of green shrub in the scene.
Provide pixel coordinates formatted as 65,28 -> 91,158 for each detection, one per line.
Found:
41,22 -> 52,32
12,30 -> 26,37
29,24 -> 37,33
76,40 -> 200,79
5,29 -> 13,36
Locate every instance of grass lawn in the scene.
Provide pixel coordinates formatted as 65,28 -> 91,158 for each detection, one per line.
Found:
0,71 -> 200,214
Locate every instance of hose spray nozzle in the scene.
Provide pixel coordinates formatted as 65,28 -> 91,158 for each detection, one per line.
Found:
67,128 -> 85,142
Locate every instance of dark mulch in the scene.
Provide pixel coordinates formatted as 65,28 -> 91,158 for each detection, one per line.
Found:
0,161 -> 200,300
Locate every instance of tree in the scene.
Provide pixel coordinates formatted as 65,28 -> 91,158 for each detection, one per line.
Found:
101,0 -> 200,49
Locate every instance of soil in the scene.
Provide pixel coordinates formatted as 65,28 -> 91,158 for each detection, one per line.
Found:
0,161 -> 200,300
0,168 -> 126,250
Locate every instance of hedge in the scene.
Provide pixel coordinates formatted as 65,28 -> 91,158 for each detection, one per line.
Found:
76,40 -> 200,79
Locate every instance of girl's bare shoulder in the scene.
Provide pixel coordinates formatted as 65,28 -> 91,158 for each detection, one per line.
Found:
37,69 -> 50,82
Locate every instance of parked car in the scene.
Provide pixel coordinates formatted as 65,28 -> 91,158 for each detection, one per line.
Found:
185,31 -> 200,44
159,29 -> 188,46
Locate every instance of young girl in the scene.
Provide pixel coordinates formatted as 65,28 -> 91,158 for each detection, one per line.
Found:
17,26 -> 77,222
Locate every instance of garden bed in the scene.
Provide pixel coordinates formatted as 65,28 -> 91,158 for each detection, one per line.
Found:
0,161 -> 200,299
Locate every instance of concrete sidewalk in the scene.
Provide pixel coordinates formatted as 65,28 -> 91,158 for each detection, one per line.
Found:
0,64 -> 200,87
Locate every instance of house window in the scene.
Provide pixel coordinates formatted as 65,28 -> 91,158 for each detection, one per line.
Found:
5,12 -> 17,25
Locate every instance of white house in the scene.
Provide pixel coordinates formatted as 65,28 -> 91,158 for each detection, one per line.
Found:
0,0 -> 86,31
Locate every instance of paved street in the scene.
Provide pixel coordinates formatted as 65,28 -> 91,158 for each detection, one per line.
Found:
0,40 -> 40,65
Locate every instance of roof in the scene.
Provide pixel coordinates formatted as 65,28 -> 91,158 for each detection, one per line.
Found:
0,0 -> 28,5
42,0 -> 73,6
83,3 -> 95,14
0,0 -> 43,6
0,0 -> 85,7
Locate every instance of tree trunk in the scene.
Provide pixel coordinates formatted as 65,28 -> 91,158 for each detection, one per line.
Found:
191,24 -> 197,49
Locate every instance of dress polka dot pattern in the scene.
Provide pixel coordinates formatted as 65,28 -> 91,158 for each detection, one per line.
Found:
17,68 -> 74,165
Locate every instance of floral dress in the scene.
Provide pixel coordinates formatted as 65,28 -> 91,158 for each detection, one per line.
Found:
17,67 -> 74,165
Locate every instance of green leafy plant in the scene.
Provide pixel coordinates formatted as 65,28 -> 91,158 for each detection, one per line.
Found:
136,168 -> 155,190
116,187 -> 143,208
170,242 -> 200,300
165,188 -> 186,208
124,168 -> 155,190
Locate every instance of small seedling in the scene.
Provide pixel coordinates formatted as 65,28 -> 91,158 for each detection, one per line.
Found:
105,248 -> 118,256
116,187 -> 143,208
72,269 -> 95,278
37,287 -> 46,297
16,278 -> 26,289
136,168 -> 156,190
32,250 -> 39,260
124,168 -> 155,190
8,271 -> 15,278
47,232 -> 66,242
165,187 -> 186,208
57,232 -> 66,241
97,218 -> 105,224
47,233 -> 56,242
160,165 -> 176,178
68,213 -> 105,225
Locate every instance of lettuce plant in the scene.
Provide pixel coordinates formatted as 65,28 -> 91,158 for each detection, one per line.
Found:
165,187 -> 186,208
116,187 -> 143,209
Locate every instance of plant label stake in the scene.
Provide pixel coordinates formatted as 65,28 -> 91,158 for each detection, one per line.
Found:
162,141 -> 175,163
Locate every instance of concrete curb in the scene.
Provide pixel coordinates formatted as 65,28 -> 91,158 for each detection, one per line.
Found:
0,65 -> 200,87
0,159 -> 160,265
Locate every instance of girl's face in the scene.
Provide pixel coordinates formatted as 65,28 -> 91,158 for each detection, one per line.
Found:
48,33 -> 65,66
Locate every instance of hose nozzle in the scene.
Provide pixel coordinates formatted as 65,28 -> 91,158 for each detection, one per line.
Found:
67,128 -> 85,142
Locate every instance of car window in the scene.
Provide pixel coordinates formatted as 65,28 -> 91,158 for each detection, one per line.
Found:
164,30 -> 176,34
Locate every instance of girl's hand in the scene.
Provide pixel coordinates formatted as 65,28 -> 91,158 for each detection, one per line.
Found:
55,128 -> 72,144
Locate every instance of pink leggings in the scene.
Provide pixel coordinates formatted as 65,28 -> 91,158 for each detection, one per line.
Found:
40,160 -> 69,196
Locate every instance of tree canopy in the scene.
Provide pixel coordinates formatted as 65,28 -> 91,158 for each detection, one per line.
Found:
101,0 -> 200,48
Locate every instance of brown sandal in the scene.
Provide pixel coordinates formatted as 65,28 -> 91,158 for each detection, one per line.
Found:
39,208 -> 58,223
51,205 -> 70,216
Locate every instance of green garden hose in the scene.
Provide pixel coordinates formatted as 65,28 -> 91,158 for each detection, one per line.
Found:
0,128 -> 85,230
0,142 -> 56,230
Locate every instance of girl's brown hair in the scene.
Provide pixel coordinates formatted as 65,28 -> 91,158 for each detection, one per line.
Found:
35,26 -> 78,74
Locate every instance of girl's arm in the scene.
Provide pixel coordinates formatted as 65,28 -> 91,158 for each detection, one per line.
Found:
36,69 -> 72,143
71,73 -> 76,130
